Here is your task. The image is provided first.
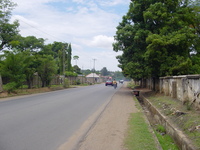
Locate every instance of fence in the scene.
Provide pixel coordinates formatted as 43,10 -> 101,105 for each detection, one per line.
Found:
159,75 -> 200,110
138,75 -> 200,110
31,74 -> 103,87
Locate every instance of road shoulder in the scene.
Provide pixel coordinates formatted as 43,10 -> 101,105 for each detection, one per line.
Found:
77,83 -> 138,150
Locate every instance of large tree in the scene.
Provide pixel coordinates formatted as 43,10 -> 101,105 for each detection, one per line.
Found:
144,0 -> 197,77
101,67 -> 109,76
36,55 -> 58,87
113,0 -> 199,80
13,35 -> 45,52
0,51 -> 26,92
67,43 -> 72,72
0,0 -> 20,91
0,0 -> 19,50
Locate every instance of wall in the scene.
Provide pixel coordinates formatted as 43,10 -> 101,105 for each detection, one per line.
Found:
160,75 -> 200,110
32,75 -> 87,87
141,95 -> 197,150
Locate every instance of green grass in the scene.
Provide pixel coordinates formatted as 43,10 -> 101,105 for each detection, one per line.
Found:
147,94 -> 200,148
124,112 -> 158,150
127,81 -> 139,89
154,126 -> 179,150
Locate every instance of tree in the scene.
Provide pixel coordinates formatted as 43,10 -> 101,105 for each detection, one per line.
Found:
73,65 -> 81,74
36,55 -> 58,87
0,0 -> 19,50
67,43 -> 72,71
101,67 -> 109,76
73,55 -> 79,66
49,42 -> 67,74
0,51 -> 26,92
13,36 -> 45,52
22,51 -> 37,89
0,0 -> 19,91
113,2 -> 150,80
144,0 -> 197,77
113,0 -> 199,81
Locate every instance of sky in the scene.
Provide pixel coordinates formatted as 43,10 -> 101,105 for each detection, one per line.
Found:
11,0 -> 130,72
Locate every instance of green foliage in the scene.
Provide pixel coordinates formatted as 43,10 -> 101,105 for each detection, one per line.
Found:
125,112 -> 157,150
127,81 -> 138,89
3,82 -> 17,93
154,126 -> 179,150
0,0 -> 19,50
37,55 -> 58,87
101,67 -> 109,76
65,71 -> 77,77
113,0 -> 200,79
156,125 -> 166,134
63,78 -> 70,88
0,51 -> 26,88
13,35 -> 45,52
72,79 -> 80,85
67,43 -> 72,71
73,65 -> 81,74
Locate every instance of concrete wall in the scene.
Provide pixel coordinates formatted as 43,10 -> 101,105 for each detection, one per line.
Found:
141,78 -> 160,91
141,95 -> 197,150
160,75 -> 200,110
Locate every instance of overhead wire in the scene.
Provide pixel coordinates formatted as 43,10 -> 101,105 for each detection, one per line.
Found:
13,16 -> 116,71
13,16 -> 66,43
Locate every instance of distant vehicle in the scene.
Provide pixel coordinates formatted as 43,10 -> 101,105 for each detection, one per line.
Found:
119,80 -> 124,84
105,80 -> 113,86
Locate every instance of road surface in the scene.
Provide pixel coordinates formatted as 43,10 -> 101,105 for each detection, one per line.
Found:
0,83 -> 122,150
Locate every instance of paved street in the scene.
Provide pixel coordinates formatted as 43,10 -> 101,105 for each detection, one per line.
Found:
0,84 -> 122,150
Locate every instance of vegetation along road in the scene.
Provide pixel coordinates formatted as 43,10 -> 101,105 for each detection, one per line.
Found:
0,84 -> 123,150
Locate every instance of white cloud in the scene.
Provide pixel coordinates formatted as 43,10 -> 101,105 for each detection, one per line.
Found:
99,0 -> 129,6
88,35 -> 114,49
11,0 -> 129,71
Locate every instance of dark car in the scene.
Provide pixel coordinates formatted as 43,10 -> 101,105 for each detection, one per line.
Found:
105,80 -> 113,86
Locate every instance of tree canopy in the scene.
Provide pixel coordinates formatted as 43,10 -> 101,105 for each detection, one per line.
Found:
0,0 -> 75,90
0,0 -> 19,50
113,0 -> 200,79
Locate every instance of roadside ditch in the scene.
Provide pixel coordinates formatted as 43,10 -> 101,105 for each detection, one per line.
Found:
134,89 -> 200,150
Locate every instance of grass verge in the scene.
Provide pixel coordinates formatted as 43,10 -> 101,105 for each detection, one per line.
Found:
124,97 -> 158,150
124,112 -> 158,150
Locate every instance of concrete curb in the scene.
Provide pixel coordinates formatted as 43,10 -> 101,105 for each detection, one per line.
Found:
139,94 -> 198,150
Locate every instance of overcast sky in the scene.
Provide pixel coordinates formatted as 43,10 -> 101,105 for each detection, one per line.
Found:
11,0 -> 130,71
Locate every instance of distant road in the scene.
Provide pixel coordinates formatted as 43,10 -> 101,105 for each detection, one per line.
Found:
0,83 -> 122,150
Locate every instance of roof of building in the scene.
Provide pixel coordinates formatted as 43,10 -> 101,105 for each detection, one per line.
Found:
86,73 -> 100,78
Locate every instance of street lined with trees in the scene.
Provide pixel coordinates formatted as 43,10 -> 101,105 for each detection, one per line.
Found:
0,0 -> 125,93
0,0 -> 81,92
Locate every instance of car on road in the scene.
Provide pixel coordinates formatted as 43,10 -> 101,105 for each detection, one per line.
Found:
119,80 -> 124,84
105,80 -> 113,86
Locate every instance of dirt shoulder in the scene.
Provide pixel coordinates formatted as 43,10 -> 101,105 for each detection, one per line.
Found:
77,83 -> 139,150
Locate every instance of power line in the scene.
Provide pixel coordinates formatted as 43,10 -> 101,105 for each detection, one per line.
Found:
13,16 -> 66,43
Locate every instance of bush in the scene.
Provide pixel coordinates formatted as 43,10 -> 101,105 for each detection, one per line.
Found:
76,79 -> 81,85
3,82 -> 18,93
63,78 -> 70,88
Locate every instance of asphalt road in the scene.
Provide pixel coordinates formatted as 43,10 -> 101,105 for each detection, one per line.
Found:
0,83 -> 122,150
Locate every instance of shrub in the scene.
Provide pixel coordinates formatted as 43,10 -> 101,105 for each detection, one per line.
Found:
3,82 -> 18,93
63,78 -> 70,88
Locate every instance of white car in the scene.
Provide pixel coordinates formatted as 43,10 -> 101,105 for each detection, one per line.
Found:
119,80 -> 124,83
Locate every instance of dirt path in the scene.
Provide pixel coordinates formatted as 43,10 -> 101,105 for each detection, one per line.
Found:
77,83 -> 139,150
